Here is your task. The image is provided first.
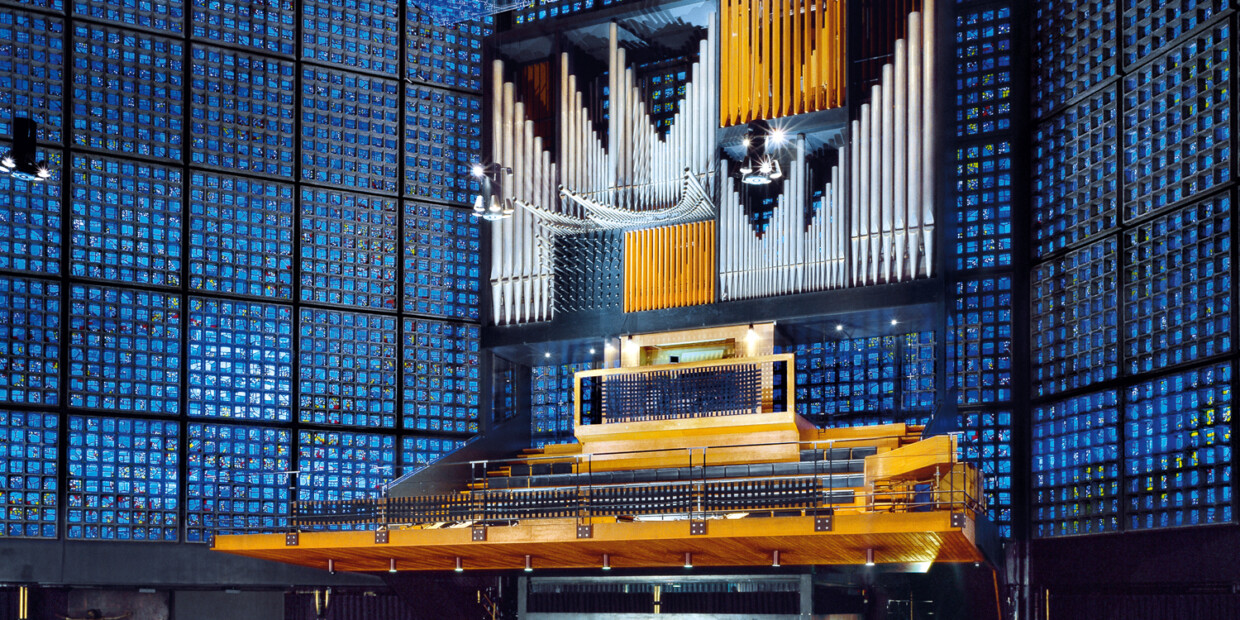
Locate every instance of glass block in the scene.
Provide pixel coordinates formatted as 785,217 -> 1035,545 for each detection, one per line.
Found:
1032,390 -> 1121,537
513,0 -> 595,26
71,24 -> 183,160
3,0 -> 64,11
297,430 -> 394,529
73,0 -> 182,33
68,284 -> 181,414
954,7 -> 1013,138
406,3 -> 491,92
948,276 -> 1013,405
300,188 -> 397,310
784,334 -> 931,428
1123,0 -> 1230,65
1032,85 -> 1119,258
191,0 -> 295,56
1123,23 -> 1231,221
403,318 -> 479,433
902,332 -> 937,411
1125,363 -> 1232,531
636,56 -> 694,134
958,409 -> 1013,538
300,67 -> 400,193
190,44 -> 296,177
66,415 -> 179,541
70,154 -> 183,287
189,298 -> 293,422
1124,194 -> 1231,375
0,275 -> 60,406
531,362 -> 598,443
188,171 -> 294,299
0,149 -> 62,275
403,202 -> 480,320
1033,0 -> 1119,118
1031,237 -> 1120,397
400,435 -> 464,475
186,422 -> 292,542
301,0 -> 400,75
298,308 -> 397,428
405,84 -> 482,204
0,8 -> 64,144
953,141 -> 1013,269
0,410 -> 58,539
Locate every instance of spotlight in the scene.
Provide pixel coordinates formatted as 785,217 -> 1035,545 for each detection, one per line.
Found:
471,163 -> 485,178
683,552 -> 693,569
455,557 -> 464,572
768,127 -> 787,147
524,555 -> 533,572
835,324 -> 844,331
389,558 -> 397,574
602,554 -> 611,571
328,559 -> 336,575
589,348 -> 596,355
470,164 -> 514,221
890,319 -> 898,326
865,548 -> 875,567
772,550 -> 781,568
544,351 -> 551,358
0,118 -> 51,182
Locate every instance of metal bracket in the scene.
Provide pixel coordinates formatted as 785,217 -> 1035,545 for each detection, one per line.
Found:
207,534 -> 216,548
285,531 -> 300,546
690,521 -> 707,536
951,513 -> 967,529
814,516 -> 833,532
472,526 -> 487,542
375,529 -> 389,544
576,524 -> 593,539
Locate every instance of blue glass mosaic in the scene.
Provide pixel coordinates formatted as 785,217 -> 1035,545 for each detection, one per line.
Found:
186,422 -> 292,542
0,9 -> 64,144
300,188 -> 398,310
403,202 -> 480,320
70,154 -> 183,287
405,84 -> 482,204
297,430 -> 395,505
407,4 -> 490,91
514,0 -> 596,26
191,0 -> 296,56
188,171 -> 295,299
532,362 -> 596,442
301,67 -> 401,193
66,415 -> 179,541
302,0 -> 399,75
1123,0 -> 1231,65
0,410 -> 58,539
1031,237 -> 1119,398
299,308 -> 398,428
190,45 -> 296,177
0,150 -> 62,275
959,409 -> 1012,538
73,0 -> 183,34
0,275 -> 60,407
68,284 -> 181,414
1032,390 -> 1121,537
403,318 -> 479,433
954,140 -> 1012,269
954,7 -> 1012,138
1033,0 -> 1118,118
789,335 -> 934,427
188,298 -> 293,422
400,435 -> 464,474
948,276 -> 1013,405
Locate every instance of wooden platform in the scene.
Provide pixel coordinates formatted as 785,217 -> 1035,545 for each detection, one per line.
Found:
213,510 -> 984,573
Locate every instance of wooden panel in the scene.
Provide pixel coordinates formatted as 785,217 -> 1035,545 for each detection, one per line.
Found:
623,221 -> 715,312
864,434 -> 954,485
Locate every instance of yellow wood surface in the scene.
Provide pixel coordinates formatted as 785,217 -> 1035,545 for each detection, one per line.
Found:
864,434 -> 955,487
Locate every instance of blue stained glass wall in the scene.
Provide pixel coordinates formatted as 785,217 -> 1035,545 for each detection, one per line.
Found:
299,188 -> 398,310
298,308 -> 398,428
68,284 -> 182,414
1125,363 -> 1232,530
1123,0 -> 1231,65
0,410 -> 58,539
401,435 -> 464,473
70,154 -> 183,287
1123,194 -> 1231,375
66,415 -> 179,541
787,334 -> 934,428
0,151 -> 62,275
0,276 -> 61,407
1032,0 -> 1118,118
954,7 -> 1012,138
512,0 -> 597,26
959,410 -> 1013,537
406,4 -> 491,91
403,202 -> 480,320
186,423 -> 292,542
405,85 -> 482,204
402,318 -> 479,432
1032,390 -> 1122,537
70,24 -> 184,160
301,0 -> 400,75
953,140 -> 1012,270
73,0 -> 183,33
297,430 -> 395,504
948,276 -> 1013,406
190,45 -> 296,177
191,0 -> 296,56
188,171 -> 295,299
531,362 -> 597,445
188,298 -> 293,422
300,67 -> 401,193
0,8 -> 64,145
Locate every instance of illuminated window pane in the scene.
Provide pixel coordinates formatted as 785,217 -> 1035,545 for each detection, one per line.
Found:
190,45 -> 296,177
948,276 -> 1013,405
73,0 -> 183,33
1032,85 -> 1119,258
186,423 -> 292,542
1033,0 -> 1118,118
300,67 -> 400,193
1122,23 -> 1231,221
1032,390 -> 1122,537
299,188 -> 397,310
405,84 -> 482,204
298,308 -> 397,428
0,9 -> 64,144
954,7 -> 1013,138
297,430 -> 394,530
66,415 -> 179,541
70,154 -> 182,287
188,171 -> 294,299
191,0 -> 295,56
403,318 -> 479,433
1124,195 -> 1231,375
1123,0 -> 1231,65
958,409 -> 1013,538
301,0 -> 399,75
406,4 -> 491,91
512,0 -> 594,25
1125,363 -> 1232,530
0,275 -> 60,406
188,298 -> 293,422
68,284 -> 181,414
400,435 -> 464,474
0,410 -> 58,539
0,150 -> 62,275
787,334 -> 933,428
403,202 -> 480,320
953,141 -> 1012,269
531,362 -> 597,443
70,24 -> 183,160
1031,237 -> 1119,397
